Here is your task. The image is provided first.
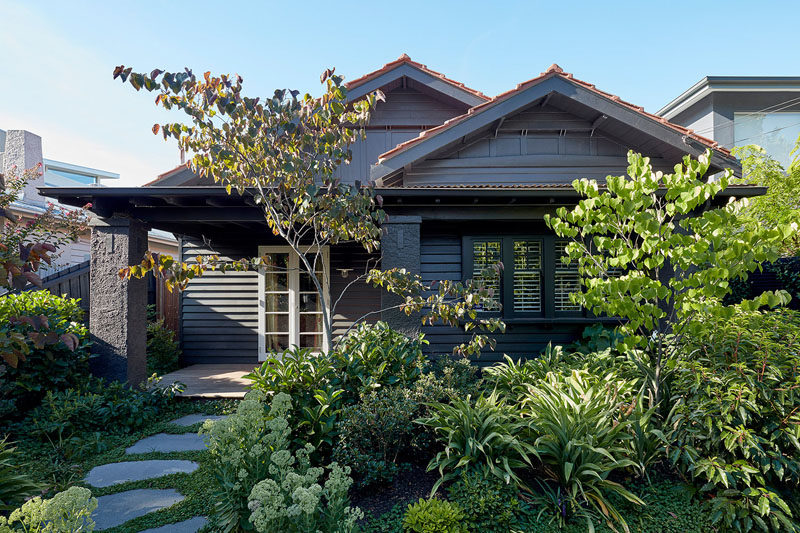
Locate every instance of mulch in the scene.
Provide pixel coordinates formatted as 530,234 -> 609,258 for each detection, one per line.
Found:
351,463 -> 439,519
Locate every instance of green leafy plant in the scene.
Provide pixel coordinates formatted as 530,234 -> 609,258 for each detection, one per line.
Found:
522,369 -> 644,532
146,317 -> 180,375
333,387 -> 418,487
0,438 -> 42,511
0,291 -> 90,412
245,347 -> 342,455
203,391 -> 362,532
27,377 -> 179,459
667,308 -> 800,532
447,467 -> 520,532
0,486 -> 96,532
418,393 -> 533,494
545,150 -> 796,407
402,498 -> 467,533
332,321 -> 426,398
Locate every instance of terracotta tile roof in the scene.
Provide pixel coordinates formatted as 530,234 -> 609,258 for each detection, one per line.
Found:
346,54 -> 489,101
144,162 -> 191,186
378,63 -> 730,163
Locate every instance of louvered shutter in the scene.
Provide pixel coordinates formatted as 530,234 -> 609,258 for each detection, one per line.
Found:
472,240 -> 501,309
554,239 -> 581,311
512,240 -> 542,312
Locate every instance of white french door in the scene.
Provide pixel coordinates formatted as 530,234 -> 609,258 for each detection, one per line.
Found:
257,246 -> 329,360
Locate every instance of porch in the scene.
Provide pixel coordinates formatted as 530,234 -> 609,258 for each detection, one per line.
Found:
158,364 -> 254,398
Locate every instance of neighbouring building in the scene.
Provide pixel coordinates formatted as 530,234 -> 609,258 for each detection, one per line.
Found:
658,76 -> 800,168
1,128 -> 178,274
45,56 -> 761,384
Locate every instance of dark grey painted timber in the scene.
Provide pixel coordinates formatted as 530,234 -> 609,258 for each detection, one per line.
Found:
371,77 -> 741,184
419,225 -> 588,363
178,238 -> 380,364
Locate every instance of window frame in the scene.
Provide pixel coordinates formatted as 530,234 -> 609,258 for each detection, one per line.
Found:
257,245 -> 330,360
463,235 -> 584,320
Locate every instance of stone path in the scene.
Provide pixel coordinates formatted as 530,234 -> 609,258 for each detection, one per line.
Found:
89,413 -> 226,532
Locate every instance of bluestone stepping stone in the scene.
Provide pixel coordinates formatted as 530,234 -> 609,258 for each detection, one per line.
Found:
139,516 -> 208,533
126,433 -> 207,454
92,489 -> 184,530
169,413 -> 227,427
85,460 -> 199,488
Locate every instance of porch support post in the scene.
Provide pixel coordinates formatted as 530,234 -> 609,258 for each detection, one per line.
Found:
88,216 -> 148,385
380,215 -> 422,336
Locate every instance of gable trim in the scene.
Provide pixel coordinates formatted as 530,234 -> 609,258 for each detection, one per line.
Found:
346,54 -> 488,107
371,72 -> 740,184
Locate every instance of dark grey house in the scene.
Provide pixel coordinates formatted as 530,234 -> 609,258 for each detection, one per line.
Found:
658,76 -> 800,167
45,56 -> 759,384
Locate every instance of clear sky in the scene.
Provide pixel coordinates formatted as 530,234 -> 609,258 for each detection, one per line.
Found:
2,0 -> 798,186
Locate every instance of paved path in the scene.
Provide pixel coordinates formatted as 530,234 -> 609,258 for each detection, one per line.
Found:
89,414 -> 226,532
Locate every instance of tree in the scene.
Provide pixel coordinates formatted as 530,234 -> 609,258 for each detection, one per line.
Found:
115,66 -> 504,355
0,165 -> 87,367
734,136 -> 800,256
544,150 -> 796,407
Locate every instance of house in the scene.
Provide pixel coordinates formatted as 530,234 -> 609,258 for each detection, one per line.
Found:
658,76 -> 800,167
43,56 -> 761,385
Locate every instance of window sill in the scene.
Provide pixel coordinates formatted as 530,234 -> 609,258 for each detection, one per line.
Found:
501,317 -> 621,325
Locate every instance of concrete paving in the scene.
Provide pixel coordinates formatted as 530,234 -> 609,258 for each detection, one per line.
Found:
139,516 -> 208,533
158,364 -> 254,398
125,433 -> 208,454
169,413 -> 227,427
92,489 -> 184,530
85,460 -> 199,488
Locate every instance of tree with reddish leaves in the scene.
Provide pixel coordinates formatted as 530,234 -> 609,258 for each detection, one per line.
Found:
0,164 -> 88,368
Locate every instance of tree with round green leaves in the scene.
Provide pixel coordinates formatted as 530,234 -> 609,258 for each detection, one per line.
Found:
734,136 -> 800,256
545,150 -> 797,407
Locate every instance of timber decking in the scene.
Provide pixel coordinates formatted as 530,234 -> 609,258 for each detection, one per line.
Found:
158,364 -> 254,398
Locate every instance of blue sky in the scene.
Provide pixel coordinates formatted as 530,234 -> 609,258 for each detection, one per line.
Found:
2,0 -> 798,185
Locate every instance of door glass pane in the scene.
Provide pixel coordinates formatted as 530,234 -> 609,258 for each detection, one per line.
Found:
265,293 -> 289,313
263,253 -> 289,292
299,334 -> 322,349
266,334 -> 290,351
300,272 -> 322,292
264,313 -> 289,333
554,239 -> 581,311
472,240 -> 501,308
299,293 -> 320,312
513,240 -> 541,312
300,313 -> 322,333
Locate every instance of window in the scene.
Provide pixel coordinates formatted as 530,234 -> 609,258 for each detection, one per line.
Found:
464,236 -> 582,319
734,112 -> 800,169
258,246 -> 329,359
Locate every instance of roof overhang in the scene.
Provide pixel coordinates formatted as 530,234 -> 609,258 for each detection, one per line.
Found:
658,76 -> 800,120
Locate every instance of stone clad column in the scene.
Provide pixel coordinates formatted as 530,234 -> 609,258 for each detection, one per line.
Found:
380,215 -> 422,336
89,216 -> 148,385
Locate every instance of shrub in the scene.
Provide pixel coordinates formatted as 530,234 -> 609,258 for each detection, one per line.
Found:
27,377 -> 180,458
146,318 -> 180,375
0,438 -> 41,511
0,486 -> 96,532
446,468 -> 519,533
203,391 -> 362,532
245,347 -> 342,456
246,324 -> 427,457
332,321 -> 427,399
0,292 -> 90,411
402,498 -> 466,533
418,393 -> 533,494
333,387 -> 417,487
522,369 -> 644,532
668,308 -> 800,532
